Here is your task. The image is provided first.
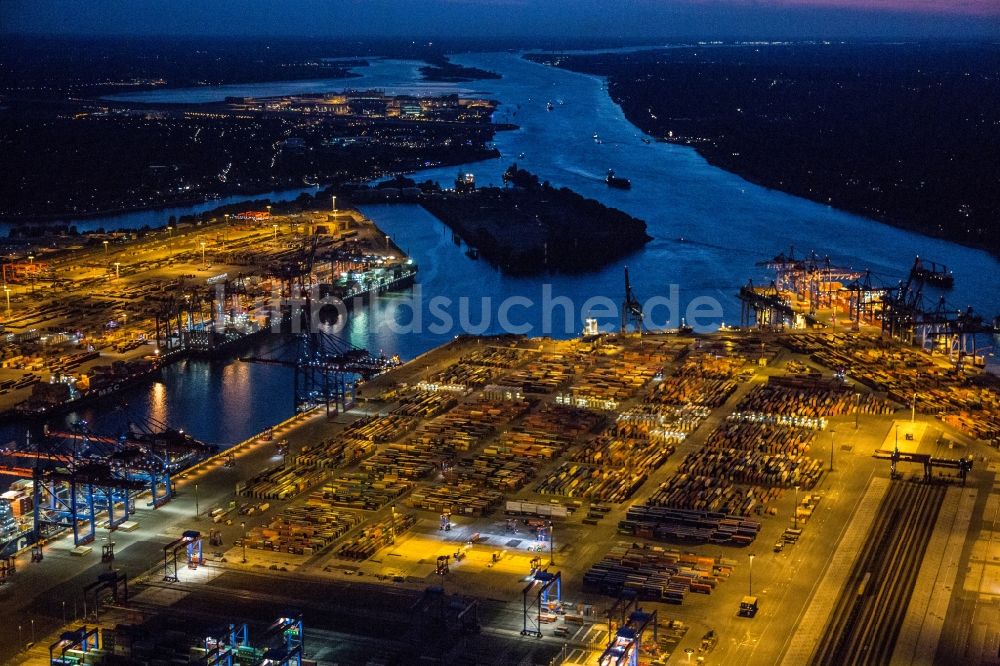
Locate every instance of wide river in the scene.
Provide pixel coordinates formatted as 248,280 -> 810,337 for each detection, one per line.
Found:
13,52 -> 999,448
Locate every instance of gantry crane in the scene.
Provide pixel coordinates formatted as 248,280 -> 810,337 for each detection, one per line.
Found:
241,329 -> 398,417
621,267 -> 644,334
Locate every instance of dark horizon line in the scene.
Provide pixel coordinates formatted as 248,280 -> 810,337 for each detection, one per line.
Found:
1,32 -> 999,45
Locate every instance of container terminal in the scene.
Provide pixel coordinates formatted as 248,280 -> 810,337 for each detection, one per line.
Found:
0,258 -> 998,666
0,205 -> 415,419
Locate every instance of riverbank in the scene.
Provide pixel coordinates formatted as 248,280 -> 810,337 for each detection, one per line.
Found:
530,43 -> 1000,259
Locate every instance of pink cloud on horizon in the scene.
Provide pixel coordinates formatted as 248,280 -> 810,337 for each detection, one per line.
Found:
691,0 -> 1000,17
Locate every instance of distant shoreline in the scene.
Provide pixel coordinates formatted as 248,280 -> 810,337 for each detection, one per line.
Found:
529,45 -> 1000,261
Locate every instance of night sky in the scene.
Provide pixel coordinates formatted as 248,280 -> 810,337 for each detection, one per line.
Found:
2,0 -> 998,39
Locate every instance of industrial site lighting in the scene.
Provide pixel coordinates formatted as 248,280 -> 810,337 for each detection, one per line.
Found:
748,553 -> 755,596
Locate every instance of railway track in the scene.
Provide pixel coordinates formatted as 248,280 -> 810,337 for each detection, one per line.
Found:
813,480 -> 945,665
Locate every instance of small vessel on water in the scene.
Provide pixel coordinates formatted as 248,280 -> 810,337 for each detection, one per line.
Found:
546,101 -> 554,111
606,169 -> 631,190
641,137 -> 651,145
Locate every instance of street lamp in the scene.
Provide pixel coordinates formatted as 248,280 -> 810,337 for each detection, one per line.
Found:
194,483 -> 199,518
3,286 -> 10,316
272,224 -> 278,242
113,262 -> 121,279
390,505 -> 396,545
241,522 -> 247,563
548,520 -> 555,566
830,429 -> 836,472
200,241 -> 206,268
748,553 -> 755,596
331,195 -> 337,213
103,240 -> 109,256
793,485 -> 800,529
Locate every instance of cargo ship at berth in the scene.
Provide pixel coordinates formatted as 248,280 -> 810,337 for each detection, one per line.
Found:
10,359 -> 162,420
911,257 -> 954,289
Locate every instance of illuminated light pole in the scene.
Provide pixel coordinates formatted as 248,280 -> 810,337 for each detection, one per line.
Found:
331,195 -> 337,213
855,392 -> 860,429
113,262 -> 121,279
200,241 -> 206,268
272,224 -> 279,242
548,520 -> 555,566
103,240 -> 109,256
390,505 -> 396,545
241,522 -> 247,563
793,485 -> 800,530
3,286 -> 10,316
830,429 -> 836,472
194,483 -> 199,518
748,553 -> 755,596
911,392 -> 916,423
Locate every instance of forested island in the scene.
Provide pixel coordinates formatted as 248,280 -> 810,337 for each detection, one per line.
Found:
421,165 -> 651,275
419,55 -> 501,82
530,43 -> 1000,257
